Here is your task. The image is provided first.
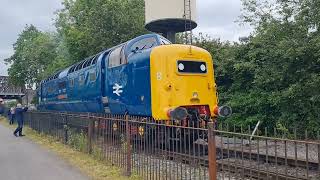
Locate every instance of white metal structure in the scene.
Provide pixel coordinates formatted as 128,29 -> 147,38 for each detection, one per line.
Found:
144,0 -> 197,43
0,76 -> 24,99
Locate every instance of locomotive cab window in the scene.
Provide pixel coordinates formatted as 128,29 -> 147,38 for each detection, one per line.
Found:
160,37 -> 172,45
131,37 -> 157,52
177,60 -> 207,74
108,46 -> 125,68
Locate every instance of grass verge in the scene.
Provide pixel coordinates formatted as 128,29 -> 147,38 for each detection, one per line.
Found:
0,117 -> 141,180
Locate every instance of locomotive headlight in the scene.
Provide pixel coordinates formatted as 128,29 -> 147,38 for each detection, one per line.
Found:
167,107 -> 188,121
213,105 -> 232,117
178,63 -> 185,71
200,64 -> 206,72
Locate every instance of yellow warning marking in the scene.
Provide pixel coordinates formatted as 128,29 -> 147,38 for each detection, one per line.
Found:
113,123 -> 118,131
138,126 -> 144,136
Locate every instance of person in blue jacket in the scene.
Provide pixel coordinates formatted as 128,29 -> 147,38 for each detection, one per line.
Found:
8,107 -> 15,125
0,99 -> 4,116
13,103 -> 28,137
7,109 -> 11,123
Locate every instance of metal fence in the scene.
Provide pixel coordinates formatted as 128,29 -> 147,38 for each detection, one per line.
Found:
24,111 -> 320,180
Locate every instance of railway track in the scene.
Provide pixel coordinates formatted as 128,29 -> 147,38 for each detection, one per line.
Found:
216,147 -> 319,171
158,148 -> 318,180
90,130 -> 320,179
216,161 -> 309,180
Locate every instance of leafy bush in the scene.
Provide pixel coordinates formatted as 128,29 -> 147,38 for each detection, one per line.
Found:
68,129 -> 88,152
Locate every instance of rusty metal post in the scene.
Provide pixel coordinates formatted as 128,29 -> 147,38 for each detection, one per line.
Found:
87,117 -> 94,154
125,115 -> 132,176
208,121 -> 217,180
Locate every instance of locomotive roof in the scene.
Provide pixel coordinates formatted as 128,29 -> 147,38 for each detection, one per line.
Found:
41,33 -> 163,84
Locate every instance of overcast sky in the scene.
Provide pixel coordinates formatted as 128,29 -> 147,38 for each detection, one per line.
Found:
0,0 -> 252,76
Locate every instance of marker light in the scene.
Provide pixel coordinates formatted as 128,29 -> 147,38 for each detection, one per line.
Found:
200,64 -> 206,72
178,63 -> 185,71
213,106 -> 232,117
213,106 -> 219,116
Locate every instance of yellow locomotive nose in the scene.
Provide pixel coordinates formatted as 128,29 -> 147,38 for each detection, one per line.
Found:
150,45 -> 219,120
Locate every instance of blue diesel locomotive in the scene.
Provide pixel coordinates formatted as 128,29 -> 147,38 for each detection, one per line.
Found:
38,34 -> 230,125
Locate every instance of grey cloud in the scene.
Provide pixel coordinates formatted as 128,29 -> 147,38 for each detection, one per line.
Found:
0,49 -> 13,75
197,0 -> 243,28
194,24 -> 253,42
0,0 -> 62,75
0,61 -> 8,75
195,0 -> 252,41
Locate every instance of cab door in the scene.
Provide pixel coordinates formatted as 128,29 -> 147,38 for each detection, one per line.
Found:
105,45 -> 131,114
126,36 -> 158,116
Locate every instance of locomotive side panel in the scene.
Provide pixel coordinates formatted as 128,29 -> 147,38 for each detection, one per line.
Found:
64,55 -> 104,113
105,45 -> 130,114
39,54 -> 105,113
125,49 -> 152,116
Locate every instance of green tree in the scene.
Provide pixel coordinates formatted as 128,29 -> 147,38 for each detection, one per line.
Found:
219,0 -> 320,135
5,25 -> 58,86
5,0 -> 148,88
194,1 -> 320,136
41,34 -> 72,78
56,0 -> 147,63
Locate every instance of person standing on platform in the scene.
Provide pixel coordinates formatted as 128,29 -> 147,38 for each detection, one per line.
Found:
0,99 -> 4,116
9,107 -> 15,125
7,109 -> 11,123
13,104 -> 28,137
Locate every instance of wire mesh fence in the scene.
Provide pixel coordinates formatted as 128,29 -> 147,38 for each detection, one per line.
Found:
24,111 -> 320,180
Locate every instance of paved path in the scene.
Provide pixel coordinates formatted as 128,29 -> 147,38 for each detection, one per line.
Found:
0,123 -> 89,180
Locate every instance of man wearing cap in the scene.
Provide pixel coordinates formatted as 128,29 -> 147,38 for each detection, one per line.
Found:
13,103 -> 28,137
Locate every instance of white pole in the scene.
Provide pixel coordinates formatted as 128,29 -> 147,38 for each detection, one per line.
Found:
250,121 -> 261,141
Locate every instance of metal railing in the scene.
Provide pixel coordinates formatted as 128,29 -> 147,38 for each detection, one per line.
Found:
24,111 -> 320,180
